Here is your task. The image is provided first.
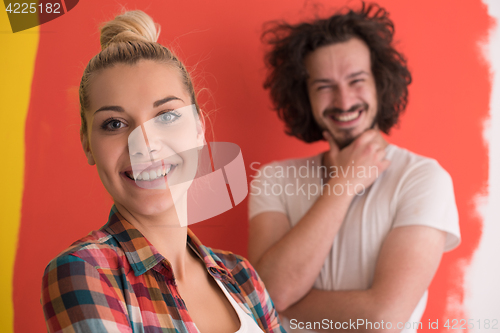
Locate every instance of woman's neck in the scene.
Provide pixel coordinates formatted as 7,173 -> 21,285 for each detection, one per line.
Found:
113,201 -> 193,280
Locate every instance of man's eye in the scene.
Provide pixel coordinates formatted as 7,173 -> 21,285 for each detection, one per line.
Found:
351,79 -> 364,85
156,111 -> 181,124
317,86 -> 330,91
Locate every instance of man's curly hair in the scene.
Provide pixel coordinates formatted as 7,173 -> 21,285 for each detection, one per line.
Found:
262,2 -> 412,143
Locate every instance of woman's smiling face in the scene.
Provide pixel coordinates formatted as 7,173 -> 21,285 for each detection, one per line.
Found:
81,60 -> 204,220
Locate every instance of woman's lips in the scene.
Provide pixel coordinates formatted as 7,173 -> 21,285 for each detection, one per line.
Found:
122,164 -> 177,190
127,164 -> 174,181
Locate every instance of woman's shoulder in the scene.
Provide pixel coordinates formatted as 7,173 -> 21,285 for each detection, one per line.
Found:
204,247 -> 264,288
203,246 -> 285,332
203,246 -> 248,270
43,228 -> 128,275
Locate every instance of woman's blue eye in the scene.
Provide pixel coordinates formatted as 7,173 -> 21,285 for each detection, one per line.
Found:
156,111 -> 181,124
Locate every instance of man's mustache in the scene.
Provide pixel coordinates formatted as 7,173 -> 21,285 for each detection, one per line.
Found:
322,102 -> 369,117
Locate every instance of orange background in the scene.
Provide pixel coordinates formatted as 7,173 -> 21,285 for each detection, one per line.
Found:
0,0 -> 492,332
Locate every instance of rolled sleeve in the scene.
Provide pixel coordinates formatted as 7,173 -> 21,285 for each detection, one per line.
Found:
393,160 -> 461,252
248,162 -> 288,221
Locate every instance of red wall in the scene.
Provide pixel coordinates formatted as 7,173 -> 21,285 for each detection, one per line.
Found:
15,0 -> 491,331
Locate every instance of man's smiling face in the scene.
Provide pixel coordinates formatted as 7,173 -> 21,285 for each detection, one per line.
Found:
305,38 -> 378,149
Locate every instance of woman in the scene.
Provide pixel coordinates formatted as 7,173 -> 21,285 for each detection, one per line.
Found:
41,10 -> 285,333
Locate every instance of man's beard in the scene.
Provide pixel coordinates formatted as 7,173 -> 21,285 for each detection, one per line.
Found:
322,103 -> 377,149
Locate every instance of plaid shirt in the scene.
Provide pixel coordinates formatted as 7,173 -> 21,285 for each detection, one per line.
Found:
41,206 -> 285,333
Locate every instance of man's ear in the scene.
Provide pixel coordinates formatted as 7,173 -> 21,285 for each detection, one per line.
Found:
80,130 -> 95,165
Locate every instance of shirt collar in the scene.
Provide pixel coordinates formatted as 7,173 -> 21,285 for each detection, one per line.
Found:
186,230 -> 234,282
102,205 -> 234,282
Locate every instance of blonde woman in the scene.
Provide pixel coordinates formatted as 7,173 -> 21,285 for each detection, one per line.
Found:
41,10 -> 285,333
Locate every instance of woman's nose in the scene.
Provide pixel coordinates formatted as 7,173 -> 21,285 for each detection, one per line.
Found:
144,130 -> 163,156
128,124 -> 152,159
129,121 -> 179,161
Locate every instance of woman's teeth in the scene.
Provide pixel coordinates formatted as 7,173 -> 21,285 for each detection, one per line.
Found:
332,110 -> 361,122
132,165 -> 173,181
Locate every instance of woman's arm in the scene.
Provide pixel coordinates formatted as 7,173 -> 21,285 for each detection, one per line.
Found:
236,256 -> 287,333
41,254 -> 132,333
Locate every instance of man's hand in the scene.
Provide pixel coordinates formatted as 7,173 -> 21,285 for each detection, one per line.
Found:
249,130 -> 390,311
322,129 -> 390,194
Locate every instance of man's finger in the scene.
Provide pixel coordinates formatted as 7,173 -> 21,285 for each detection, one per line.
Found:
378,159 -> 391,174
372,130 -> 387,146
323,131 -> 339,155
349,129 -> 377,148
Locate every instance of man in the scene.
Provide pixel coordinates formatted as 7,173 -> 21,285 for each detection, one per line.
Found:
248,3 -> 461,332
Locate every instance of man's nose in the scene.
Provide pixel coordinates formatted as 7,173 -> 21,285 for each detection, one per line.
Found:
333,86 -> 356,111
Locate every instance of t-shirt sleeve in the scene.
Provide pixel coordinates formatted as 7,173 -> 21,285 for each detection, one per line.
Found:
248,162 -> 287,221
392,160 -> 461,252
41,254 -> 132,333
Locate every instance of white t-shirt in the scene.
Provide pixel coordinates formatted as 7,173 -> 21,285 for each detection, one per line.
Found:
214,279 -> 265,333
248,144 -> 461,333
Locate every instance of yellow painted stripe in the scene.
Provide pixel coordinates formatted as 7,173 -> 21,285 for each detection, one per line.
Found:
0,3 -> 39,332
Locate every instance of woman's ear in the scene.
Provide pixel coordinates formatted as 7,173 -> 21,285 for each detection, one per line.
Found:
80,130 -> 95,165
196,110 -> 206,147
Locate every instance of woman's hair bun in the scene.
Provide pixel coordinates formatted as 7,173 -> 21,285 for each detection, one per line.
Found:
100,10 -> 160,50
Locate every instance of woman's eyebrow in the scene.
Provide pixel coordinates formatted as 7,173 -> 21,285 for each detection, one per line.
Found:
93,96 -> 183,114
94,105 -> 124,114
153,96 -> 183,108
